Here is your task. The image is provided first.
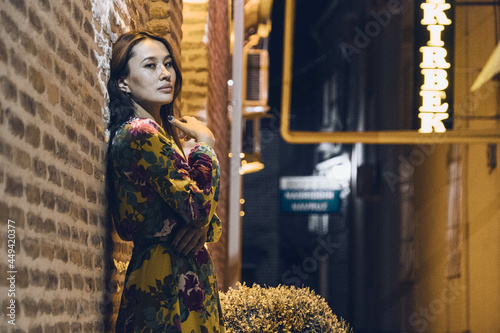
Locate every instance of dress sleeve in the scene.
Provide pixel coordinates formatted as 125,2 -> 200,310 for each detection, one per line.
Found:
206,214 -> 222,243
115,118 -> 220,228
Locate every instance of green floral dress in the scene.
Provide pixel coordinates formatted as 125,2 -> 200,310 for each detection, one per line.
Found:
110,117 -> 225,333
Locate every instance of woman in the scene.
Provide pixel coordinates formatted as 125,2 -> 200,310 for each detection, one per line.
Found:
106,31 -> 225,332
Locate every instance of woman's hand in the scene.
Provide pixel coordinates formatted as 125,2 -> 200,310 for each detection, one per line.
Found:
172,224 -> 209,256
168,115 -> 215,148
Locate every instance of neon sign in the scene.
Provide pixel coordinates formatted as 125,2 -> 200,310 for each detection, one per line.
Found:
418,0 -> 453,133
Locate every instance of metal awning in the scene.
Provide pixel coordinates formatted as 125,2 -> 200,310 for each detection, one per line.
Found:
471,42 -> 500,91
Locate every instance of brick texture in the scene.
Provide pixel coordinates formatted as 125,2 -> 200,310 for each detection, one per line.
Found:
0,0 -> 226,331
0,0 -> 158,332
181,1 -> 209,117
206,0 -> 231,291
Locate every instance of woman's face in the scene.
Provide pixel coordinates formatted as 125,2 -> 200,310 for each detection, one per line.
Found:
119,38 -> 176,113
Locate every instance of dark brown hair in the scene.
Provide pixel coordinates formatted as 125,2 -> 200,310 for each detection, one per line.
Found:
106,30 -> 183,142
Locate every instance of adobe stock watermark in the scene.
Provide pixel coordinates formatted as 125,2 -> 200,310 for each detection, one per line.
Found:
383,144 -> 436,192
340,0 -> 406,63
409,279 -> 466,332
6,219 -> 17,326
383,80 -> 497,193
281,234 -> 340,287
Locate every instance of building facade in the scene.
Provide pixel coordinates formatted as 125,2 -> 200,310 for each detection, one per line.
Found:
242,0 -> 500,332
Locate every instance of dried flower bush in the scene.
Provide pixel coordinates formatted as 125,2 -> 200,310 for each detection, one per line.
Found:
220,282 -> 352,333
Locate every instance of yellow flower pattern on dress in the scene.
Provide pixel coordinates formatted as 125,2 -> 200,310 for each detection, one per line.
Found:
110,117 -> 225,333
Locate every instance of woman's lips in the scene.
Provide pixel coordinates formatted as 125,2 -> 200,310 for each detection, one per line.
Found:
158,84 -> 173,93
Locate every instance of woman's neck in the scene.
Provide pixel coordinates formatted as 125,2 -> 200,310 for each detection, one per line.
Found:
132,100 -> 163,127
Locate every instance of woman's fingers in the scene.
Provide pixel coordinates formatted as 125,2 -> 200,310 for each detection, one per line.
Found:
173,225 -> 209,256
173,225 -> 199,255
175,230 -> 196,255
168,116 -> 196,137
189,226 -> 208,254
191,234 -> 207,254
177,130 -> 192,142
172,227 -> 188,248
168,115 -> 215,147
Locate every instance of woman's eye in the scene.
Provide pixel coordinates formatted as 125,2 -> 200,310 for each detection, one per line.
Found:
164,62 -> 173,68
145,63 -> 156,69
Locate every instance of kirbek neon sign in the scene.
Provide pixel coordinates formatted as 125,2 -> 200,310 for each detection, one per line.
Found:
418,0 -> 453,133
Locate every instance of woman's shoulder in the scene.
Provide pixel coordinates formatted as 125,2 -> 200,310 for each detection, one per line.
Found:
126,117 -> 162,136
113,117 -> 168,144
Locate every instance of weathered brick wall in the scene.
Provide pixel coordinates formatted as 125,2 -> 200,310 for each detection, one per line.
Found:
206,0 -> 231,291
148,0 -> 183,120
181,1 -> 209,117
0,0 -> 181,331
149,0 -> 182,64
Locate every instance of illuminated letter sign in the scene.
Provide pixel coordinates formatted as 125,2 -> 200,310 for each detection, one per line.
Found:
415,0 -> 454,133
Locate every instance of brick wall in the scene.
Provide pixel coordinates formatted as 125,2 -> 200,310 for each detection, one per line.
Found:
0,0 -> 182,332
148,0 -> 183,80
180,1 -> 209,117
148,0 -> 183,120
205,0 -> 231,290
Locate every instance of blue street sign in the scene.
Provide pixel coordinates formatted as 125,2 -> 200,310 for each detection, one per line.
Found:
280,176 -> 341,213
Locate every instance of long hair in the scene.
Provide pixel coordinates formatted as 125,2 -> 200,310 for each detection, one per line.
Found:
106,30 -> 183,142
105,31 -> 183,226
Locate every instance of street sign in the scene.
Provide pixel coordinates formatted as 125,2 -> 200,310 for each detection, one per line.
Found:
280,176 -> 341,213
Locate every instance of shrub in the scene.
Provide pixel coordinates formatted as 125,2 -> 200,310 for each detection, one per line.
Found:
220,282 -> 352,333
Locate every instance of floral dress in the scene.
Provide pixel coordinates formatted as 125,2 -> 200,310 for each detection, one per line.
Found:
110,116 -> 225,333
